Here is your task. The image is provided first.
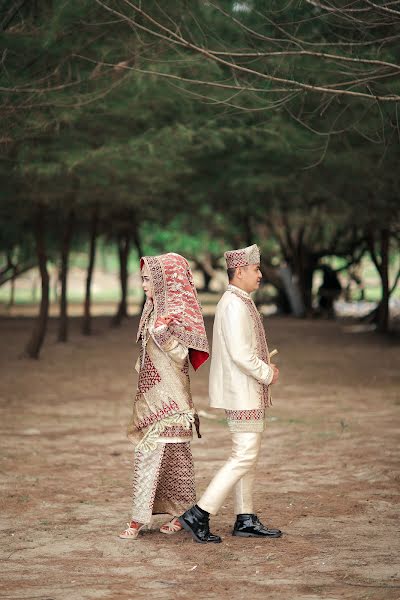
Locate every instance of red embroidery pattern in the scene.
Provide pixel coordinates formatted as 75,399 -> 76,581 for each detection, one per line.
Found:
152,325 -> 174,349
161,425 -> 192,438
136,254 -> 209,362
153,442 -> 196,515
138,353 -> 161,393
131,442 -> 196,522
135,399 -> 179,431
224,245 -> 260,269
181,360 -> 189,376
225,409 -> 265,421
224,249 -> 247,268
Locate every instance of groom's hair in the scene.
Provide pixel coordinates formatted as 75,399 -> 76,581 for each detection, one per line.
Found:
228,265 -> 251,281
227,268 -> 236,281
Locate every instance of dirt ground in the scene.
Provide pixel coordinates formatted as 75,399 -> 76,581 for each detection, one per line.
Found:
0,314 -> 399,600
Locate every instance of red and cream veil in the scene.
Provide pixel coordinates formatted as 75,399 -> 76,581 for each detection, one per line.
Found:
136,253 -> 209,370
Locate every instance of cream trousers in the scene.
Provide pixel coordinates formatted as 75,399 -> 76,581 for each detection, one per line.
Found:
198,431 -> 262,516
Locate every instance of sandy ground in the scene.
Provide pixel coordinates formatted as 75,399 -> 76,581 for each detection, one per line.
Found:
0,315 -> 399,600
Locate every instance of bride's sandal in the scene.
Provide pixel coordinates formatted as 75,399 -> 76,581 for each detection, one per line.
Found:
119,521 -> 146,539
160,517 -> 183,535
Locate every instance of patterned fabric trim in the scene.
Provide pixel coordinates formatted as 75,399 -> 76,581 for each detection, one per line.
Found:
226,409 -> 265,420
227,285 -> 272,408
135,411 -> 195,453
135,399 -> 180,431
227,420 -> 266,433
160,425 -> 192,438
131,443 -> 165,524
153,442 -> 196,516
226,409 -> 266,433
136,253 -> 209,356
152,324 -> 175,351
131,442 -> 196,523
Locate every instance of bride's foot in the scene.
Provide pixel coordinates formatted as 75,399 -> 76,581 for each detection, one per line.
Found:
119,521 -> 145,539
160,516 -> 183,535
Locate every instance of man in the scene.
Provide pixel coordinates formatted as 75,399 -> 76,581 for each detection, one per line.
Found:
178,244 -> 281,543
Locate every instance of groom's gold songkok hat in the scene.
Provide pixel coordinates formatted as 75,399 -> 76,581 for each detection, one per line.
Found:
224,244 -> 261,269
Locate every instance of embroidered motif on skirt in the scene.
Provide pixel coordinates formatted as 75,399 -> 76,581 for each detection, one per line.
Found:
160,425 -> 192,438
153,443 -> 196,516
131,442 -> 195,524
131,444 -> 164,524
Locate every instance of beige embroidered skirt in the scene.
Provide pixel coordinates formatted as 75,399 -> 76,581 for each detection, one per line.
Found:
131,441 -> 196,524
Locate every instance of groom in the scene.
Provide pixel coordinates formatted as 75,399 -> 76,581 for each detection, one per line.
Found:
178,244 -> 282,543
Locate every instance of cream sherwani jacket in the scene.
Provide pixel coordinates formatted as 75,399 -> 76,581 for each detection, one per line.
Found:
209,285 -> 274,410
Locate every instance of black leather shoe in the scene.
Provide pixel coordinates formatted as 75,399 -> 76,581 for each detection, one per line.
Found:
232,514 -> 282,538
178,506 -> 222,544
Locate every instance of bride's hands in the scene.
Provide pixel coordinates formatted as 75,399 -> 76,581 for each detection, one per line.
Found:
155,315 -> 174,327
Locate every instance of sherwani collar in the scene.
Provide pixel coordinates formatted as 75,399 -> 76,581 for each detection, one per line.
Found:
227,284 -> 251,299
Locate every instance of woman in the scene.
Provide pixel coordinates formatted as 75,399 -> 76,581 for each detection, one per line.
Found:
119,252 -> 209,539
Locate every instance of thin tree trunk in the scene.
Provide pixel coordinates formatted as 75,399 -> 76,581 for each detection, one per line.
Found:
131,224 -> 146,313
132,223 -> 143,260
58,209 -> 75,342
194,256 -> 215,292
260,261 -> 292,314
111,233 -> 130,327
303,263 -> 316,314
201,268 -> 212,292
377,229 -> 390,333
366,229 -> 391,333
52,267 -> 59,303
25,206 -> 49,359
82,208 -> 98,336
8,266 -> 16,308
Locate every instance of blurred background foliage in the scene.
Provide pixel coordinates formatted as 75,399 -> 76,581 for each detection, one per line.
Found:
0,0 -> 399,356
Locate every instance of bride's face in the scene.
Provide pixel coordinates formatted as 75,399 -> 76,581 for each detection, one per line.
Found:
141,265 -> 153,300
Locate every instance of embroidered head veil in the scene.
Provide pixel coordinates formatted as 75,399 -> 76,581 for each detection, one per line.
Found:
137,253 -> 209,370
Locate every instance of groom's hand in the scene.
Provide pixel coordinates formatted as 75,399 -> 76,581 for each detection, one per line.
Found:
270,363 -> 280,384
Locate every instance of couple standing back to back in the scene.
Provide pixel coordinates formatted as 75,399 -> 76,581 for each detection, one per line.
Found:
119,244 -> 281,544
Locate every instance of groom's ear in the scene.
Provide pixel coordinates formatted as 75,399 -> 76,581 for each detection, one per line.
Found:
236,265 -> 249,280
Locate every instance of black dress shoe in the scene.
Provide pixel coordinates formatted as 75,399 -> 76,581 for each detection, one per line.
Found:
178,506 -> 222,544
232,514 -> 282,538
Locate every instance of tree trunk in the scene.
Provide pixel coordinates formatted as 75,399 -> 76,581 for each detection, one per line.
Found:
201,268 -> 212,292
366,229 -> 391,333
194,256 -> 216,292
52,267 -> 59,303
303,263 -> 317,314
82,208 -> 98,336
111,233 -> 130,327
131,224 -> 146,313
293,250 -> 317,315
58,209 -> 75,342
260,261 -> 292,314
278,264 -> 306,317
25,206 -> 49,359
8,266 -> 16,308
377,229 -> 390,333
